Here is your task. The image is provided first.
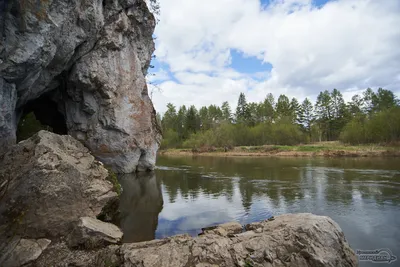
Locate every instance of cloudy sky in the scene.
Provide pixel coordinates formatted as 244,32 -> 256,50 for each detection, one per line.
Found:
147,0 -> 400,113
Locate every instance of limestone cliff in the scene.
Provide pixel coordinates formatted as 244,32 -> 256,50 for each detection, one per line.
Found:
0,0 -> 161,172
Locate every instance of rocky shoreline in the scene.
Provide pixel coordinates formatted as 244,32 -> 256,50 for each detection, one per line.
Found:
0,131 -> 358,267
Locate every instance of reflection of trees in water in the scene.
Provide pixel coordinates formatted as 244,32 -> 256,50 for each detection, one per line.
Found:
349,172 -> 400,205
157,156 -> 400,219
326,168 -> 353,205
118,172 -> 163,243
238,179 -> 253,213
158,156 -> 309,212
157,169 -> 235,202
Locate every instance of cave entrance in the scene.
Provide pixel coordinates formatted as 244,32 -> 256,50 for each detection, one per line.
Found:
17,91 -> 67,141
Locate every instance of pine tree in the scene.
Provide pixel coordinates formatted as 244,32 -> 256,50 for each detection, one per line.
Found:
331,89 -> 345,119
236,92 -> 249,123
298,98 -> 314,137
315,90 -> 333,141
185,105 -> 200,135
208,105 -> 223,127
348,94 -> 363,116
221,101 -> 232,122
372,88 -> 399,112
177,105 -> 187,139
161,103 -> 177,132
276,94 -> 291,120
290,97 -> 301,124
199,106 -> 210,131
263,93 -> 275,122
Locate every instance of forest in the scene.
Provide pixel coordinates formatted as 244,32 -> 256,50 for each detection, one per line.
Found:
159,88 -> 400,149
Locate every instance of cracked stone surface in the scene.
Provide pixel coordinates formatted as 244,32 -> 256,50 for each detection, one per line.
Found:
0,0 -> 161,172
31,213 -> 357,267
119,213 -> 357,267
0,131 -> 116,239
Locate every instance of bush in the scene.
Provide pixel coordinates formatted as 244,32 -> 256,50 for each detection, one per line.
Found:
160,129 -> 181,149
339,115 -> 367,144
271,119 -> 306,145
340,107 -> 400,144
180,121 -> 307,149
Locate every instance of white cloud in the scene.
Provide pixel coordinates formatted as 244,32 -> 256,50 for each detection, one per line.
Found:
150,0 -> 400,113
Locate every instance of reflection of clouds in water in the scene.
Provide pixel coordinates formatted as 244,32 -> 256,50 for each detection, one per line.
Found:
156,166 -> 189,171
160,182 -> 244,222
176,211 -> 233,231
157,180 -> 275,238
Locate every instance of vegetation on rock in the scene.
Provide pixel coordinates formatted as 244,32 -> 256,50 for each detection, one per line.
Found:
106,168 -> 122,196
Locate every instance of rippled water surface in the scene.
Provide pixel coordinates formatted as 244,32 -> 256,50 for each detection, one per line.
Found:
118,156 -> 400,266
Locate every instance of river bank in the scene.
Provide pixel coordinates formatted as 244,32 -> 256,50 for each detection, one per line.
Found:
159,142 -> 400,157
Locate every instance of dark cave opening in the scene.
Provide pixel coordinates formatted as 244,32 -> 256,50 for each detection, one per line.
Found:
17,91 -> 67,141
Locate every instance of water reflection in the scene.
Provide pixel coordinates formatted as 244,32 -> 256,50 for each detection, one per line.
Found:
118,172 -> 163,243
119,156 -> 400,267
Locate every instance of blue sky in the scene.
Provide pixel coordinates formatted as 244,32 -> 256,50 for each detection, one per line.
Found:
148,0 -> 400,113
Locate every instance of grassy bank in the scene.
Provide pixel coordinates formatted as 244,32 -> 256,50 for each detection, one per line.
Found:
159,141 -> 400,157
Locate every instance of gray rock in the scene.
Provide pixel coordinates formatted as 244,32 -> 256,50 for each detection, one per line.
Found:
202,221 -> 243,237
68,217 -> 123,249
0,238 -> 51,267
0,78 -> 17,153
121,213 -> 358,267
0,131 -> 116,239
21,213 -> 357,267
32,241 -> 122,267
0,0 -> 161,172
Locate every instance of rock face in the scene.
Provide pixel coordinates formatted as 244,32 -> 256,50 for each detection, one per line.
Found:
0,130 -> 116,239
0,0 -> 161,172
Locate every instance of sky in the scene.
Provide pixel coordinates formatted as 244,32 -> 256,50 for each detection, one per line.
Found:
147,0 -> 400,113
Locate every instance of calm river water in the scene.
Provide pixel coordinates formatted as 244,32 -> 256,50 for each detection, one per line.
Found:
118,156 -> 400,266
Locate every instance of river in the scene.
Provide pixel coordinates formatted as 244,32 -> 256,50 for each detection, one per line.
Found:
118,156 -> 400,266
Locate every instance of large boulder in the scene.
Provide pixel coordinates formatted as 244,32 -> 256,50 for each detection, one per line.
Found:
0,130 -> 116,239
0,0 -> 161,172
121,213 -> 358,267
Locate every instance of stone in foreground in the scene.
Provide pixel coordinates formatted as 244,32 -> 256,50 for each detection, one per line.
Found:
121,213 -> 357,267
68,217 -> 123,249
5,213 -> 357,267
0,238 -> 51,267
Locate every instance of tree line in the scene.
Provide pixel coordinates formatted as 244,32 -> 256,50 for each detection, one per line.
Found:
158,88 -> 400,148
